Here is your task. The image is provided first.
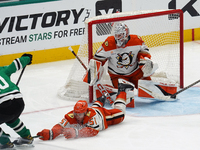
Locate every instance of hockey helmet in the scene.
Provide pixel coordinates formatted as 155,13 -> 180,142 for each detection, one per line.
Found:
114,22 -> 129,47
74,100 -> 88,114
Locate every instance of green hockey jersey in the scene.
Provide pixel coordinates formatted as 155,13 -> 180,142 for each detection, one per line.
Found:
0,56 -> 31,104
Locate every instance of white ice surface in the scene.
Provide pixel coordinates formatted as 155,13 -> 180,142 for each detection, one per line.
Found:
1,41 -> 200,150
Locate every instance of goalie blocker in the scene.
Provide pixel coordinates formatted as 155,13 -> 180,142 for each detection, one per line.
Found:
83,59 -> 104,86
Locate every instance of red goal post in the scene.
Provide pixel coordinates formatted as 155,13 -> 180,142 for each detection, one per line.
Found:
58,9 -> 184,103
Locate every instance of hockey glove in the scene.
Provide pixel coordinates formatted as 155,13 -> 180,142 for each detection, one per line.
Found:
37,129 -> 53,141
21,53 -> 33,65
139,57 -> 158,77
63,128 -> 78,139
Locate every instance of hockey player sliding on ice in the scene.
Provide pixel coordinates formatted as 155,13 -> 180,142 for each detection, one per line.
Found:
0,54 -> 34,149
37,79 -> 134,140
83,22 -> 178,107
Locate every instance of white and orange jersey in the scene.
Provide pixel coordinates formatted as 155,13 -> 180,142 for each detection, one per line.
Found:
49,101 -> 125,139
58,107 -> 108,132
93,35 -> 151,76
54,101 -> 124,135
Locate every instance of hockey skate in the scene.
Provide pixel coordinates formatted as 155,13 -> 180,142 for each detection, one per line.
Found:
0,141 -> 14,149
118,79 -> 135,108
13,135 -> 33,147
118,79 -> 134,93
97,95 -> 106,106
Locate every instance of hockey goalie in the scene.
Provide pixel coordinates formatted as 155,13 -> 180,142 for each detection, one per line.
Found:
83,22 -> 178,107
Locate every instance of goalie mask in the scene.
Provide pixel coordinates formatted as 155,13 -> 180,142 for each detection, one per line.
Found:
114,22 -> 129,47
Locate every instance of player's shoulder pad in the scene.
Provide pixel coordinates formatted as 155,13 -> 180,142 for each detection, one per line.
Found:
65,110 -> 75,119
85,110 -> 90,116
67,113 -> 74,118
102,36 -> 116,51
130,34 -> 142,40
82,108 -> 96,124
86,108 -> 96,117
127,34 -> 144,46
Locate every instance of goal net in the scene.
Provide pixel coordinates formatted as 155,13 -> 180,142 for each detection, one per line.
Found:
58,9 -> 184,103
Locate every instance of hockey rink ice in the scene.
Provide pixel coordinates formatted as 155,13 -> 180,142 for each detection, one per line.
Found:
1,41 -> 200,150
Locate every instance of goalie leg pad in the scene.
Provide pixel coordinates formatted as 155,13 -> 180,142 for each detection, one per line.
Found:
95,82 -> 116,104
95,84 -> 135,108
95,83 -> 135,107
95,84 -> 118,103
83,59 -> 104,86
126,90 -> 135,108
138,80 -> 178,101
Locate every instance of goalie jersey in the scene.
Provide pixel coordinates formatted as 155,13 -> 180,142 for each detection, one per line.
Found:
93,35 -> 151,76
0,57 -> 30,104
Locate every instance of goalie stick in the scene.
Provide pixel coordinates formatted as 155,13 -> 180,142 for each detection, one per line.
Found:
68,47 -> 87,70
170,79 -> 200,98
68,46 -> 113,104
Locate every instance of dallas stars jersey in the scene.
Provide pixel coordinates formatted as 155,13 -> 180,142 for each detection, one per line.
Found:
94,35 -> 151,76
0,57 -> 30,104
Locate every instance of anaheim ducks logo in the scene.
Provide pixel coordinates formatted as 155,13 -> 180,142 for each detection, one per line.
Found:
116,52 -> 134,69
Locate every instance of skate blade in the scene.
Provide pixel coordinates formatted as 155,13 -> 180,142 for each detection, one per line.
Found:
14,144 -> 34,149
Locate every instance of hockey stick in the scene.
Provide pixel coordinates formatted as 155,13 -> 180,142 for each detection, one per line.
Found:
170,79 -> 200,98
68,46 -> 113,104
2,135 -> 41,139
32,135 -> 43,138
16,66 -> 27,86
68,46 -> 87,70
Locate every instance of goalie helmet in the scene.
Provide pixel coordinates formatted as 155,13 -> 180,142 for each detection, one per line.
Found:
114,22 -> 129,47
74,100 -> 88,113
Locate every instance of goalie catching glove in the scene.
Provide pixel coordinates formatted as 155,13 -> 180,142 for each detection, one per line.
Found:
139,57 -> 158,77
83,59 -> 104,86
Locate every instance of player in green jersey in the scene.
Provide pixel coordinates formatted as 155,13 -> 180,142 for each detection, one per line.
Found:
0,54 -> 33,149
